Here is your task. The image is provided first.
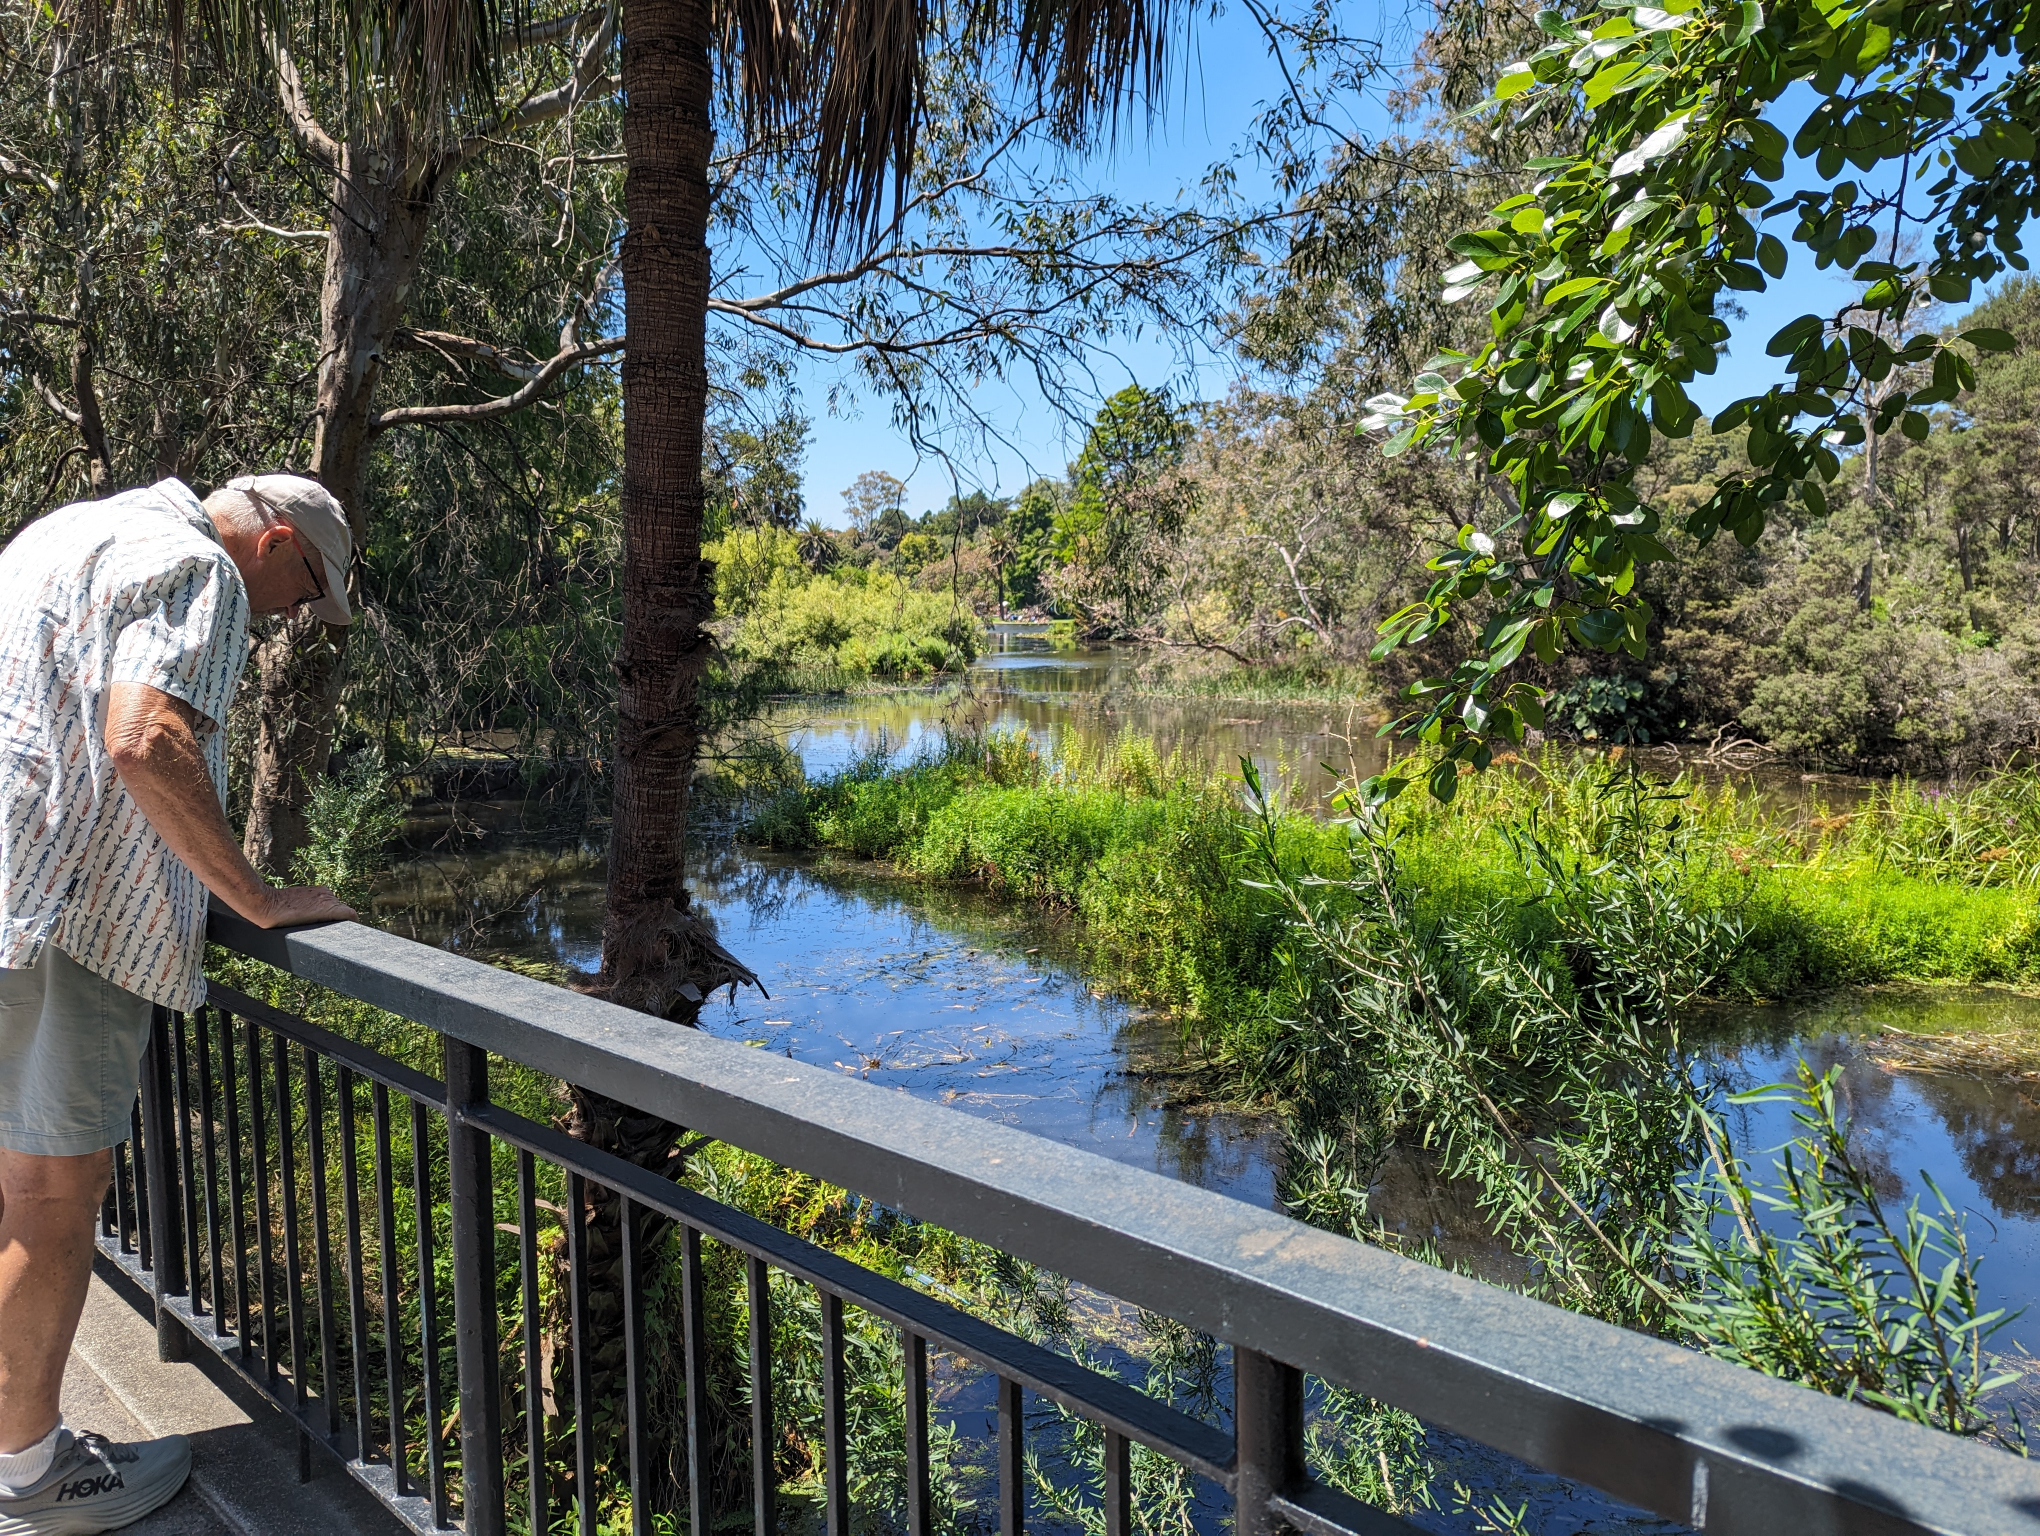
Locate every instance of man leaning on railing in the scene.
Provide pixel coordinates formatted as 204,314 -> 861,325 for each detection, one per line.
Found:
0,475 -> 359,1533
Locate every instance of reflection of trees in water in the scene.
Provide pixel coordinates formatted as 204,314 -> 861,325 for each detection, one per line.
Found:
1724,1028 -> 2040,1220
1089,1055 -> 1277,1196
766,662 -> 1371,805
695,843 -> 1068,958
374,840 -> 606,962
1897,1073 -> 2040,1218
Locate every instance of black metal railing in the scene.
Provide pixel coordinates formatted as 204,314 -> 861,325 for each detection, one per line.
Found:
97,910 -> 2040,1536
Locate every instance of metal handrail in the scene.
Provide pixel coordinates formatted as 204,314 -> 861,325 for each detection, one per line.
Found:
102,908 -> 2040,1536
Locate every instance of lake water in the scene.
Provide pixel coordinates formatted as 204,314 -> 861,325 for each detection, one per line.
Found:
371,631 -> 2040,1529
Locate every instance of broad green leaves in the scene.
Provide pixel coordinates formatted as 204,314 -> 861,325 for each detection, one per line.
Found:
1362,0 -> 2037,799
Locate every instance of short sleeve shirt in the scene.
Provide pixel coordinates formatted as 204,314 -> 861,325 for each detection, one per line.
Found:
0,480 -> 251,1009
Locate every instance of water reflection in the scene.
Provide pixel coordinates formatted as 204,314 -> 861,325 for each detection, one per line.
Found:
380,839 -> 1283,1208
773,631 -> 1385,806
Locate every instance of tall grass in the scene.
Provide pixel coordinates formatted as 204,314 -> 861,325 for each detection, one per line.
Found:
745,733 -> 2040,1055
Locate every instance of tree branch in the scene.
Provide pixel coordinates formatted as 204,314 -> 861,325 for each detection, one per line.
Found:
448,6 -> 617,171
368,334 -> 622,433
0,148 -> 56,193
211,188 -> 327,243
30,374 -> 80,425
267,34 -> 340,169
70,328 -> 112,495
390,328 -> 546,381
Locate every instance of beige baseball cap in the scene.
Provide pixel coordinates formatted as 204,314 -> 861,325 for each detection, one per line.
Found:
225,474 -> 354,626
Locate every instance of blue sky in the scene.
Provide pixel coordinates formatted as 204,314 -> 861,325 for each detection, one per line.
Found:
779,10 -> 1967,526
785,2 -> 1324,524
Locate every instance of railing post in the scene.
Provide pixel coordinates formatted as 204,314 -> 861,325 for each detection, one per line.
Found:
445,1037 -> 506,1535
138,1006 -> 188,1362
1233,1348 -> 1303,1536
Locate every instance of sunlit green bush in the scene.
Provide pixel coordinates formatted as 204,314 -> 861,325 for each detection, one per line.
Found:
706,528 -> 983,681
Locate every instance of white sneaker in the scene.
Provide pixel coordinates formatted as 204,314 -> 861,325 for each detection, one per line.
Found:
0,1430 -> 191,1534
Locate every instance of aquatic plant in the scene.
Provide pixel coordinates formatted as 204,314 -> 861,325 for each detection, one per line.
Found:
1677,1067 -> 2023,1445
1241,762 -> 2019,1442
1239,760 -> 1732,1327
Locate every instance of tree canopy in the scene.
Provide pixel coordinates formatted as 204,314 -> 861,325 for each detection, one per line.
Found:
1360,0 -> 2040,799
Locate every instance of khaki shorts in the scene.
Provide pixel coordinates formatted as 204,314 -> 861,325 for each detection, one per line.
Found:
0,945 -> 155,1156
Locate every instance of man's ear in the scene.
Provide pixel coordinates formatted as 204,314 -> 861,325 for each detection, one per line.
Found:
256,525 -> 296,560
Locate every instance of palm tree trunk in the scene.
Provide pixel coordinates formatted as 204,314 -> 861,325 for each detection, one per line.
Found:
562,2 -> 760,1512
600,0 -> 727,1023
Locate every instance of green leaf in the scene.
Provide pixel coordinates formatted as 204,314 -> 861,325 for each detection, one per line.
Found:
1853,21 -> 1891,70
1961,327 -> 2018,353
1428,757 -> 1461,803
1901,409 -> 1930,441
1573,608 -> 1627,648
1496,62 -> 1539,100
1766,314 -> 1824,356
1757,234 -> 1787,278
1544,274 -> 1610,303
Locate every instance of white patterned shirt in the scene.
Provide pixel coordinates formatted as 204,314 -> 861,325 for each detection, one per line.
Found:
0,480 -> 251,1009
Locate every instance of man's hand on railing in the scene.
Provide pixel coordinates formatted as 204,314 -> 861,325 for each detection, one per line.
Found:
106,682 -> 359,930
244,884 -> 358,928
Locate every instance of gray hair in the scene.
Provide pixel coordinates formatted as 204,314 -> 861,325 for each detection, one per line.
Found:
203,485 -> 283,536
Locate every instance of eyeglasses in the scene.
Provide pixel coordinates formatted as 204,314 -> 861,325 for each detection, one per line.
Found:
239,485 -> 327,613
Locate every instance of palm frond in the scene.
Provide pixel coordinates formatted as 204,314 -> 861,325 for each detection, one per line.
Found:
779,0 -> 1177,244
68,0 -> 579,141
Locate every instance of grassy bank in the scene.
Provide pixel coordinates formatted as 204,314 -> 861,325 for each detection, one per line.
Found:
743,733 -> 2040,1059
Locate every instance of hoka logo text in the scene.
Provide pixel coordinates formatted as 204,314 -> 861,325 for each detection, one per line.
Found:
56,1473 -> 123,1501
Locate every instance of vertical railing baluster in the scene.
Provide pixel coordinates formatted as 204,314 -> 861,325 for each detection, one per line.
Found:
221,1013 -> 252,1360
139,1009 -> 187,1361
1232,1350 -> 1304,1536
998,1377 -> 1024,1536
338,1067 -> 373,1461
444,1039 -> 505,1535
129,1102 -> 150,1269
748,1254 -> 776,1536
822,1289 -> 850,1536
221,1019 -> 250,1354
111,1137 -> 133,1254
565,1172 -> 595,1536
195,1008 -> 227,1337
274,1026 -> 311,1480
517,1152 -> 546,1536
682,1223 -> 711,1536
1103,1431 -> 1131,1536
624,1199 -> 651,1536
305,1048 -> 342,1446
904,1332 -> 932,1536
101,1148 -> 117,1241
372,1084 -> 408,1494
172,1011 -> 204,1324
249,1021 -> 277,1388
411,1098 -> 450,1529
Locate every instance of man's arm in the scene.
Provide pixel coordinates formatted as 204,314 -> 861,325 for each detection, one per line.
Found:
104,682 -> 357,929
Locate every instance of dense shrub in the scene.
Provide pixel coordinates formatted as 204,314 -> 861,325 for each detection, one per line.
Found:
707,527 -> 984,681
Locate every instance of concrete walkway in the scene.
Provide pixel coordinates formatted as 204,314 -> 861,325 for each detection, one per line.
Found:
64,1258 -> 408,1536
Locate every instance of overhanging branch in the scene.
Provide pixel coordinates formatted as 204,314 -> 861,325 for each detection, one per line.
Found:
368,334 -> 623,432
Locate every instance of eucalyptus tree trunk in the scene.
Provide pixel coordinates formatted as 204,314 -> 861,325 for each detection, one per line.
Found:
242,144 -> 439,875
